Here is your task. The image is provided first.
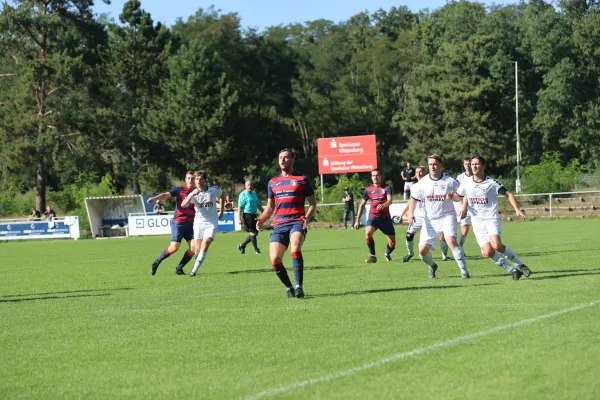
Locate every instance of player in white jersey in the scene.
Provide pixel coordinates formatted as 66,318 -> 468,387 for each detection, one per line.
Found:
401,166 -> 425,262
442,158 -> 474,259
181,170 -> 224,277
406,155 -> 470,278
456,155 -> 532,280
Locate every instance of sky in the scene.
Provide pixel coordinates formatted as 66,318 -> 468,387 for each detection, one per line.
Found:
93,0 -> 514,30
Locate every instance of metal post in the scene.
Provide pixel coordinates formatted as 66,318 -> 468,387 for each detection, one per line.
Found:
549,194 -> 553,217
515,61 -> 521,194
320,174 -> 324,203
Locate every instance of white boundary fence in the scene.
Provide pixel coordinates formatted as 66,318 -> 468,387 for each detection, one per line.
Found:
313,190 -> 600,222
513,190 -> 600,217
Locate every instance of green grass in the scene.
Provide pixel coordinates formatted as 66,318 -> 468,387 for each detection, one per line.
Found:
1,218 -> 600,399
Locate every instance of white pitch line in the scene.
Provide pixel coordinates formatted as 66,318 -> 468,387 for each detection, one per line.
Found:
242,299 -> 600,400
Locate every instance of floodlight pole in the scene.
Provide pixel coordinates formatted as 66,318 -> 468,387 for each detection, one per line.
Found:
320,174 -> 324,202
515,61 -> 521,193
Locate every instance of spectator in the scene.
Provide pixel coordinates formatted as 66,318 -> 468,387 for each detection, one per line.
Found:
28,207 -> 41,221
224,194 -> 235,212
342,187 -> 355,229
401,160 -> 417,201
154,200 -> 166,215
43,205 -> 56,220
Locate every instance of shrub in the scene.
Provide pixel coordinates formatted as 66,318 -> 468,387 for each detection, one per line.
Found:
522,152 -> 585,194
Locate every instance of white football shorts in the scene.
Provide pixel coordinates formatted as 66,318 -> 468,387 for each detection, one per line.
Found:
193,221 -> 218,240
404,181 -> 415,191
453,201 -> 471,225
420,213 -> 457,249
407,215 -> 424,234
472,217 -> 501,247
460,214 -> 472,226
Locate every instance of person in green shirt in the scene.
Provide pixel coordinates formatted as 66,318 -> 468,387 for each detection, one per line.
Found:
237,180 -> 264,254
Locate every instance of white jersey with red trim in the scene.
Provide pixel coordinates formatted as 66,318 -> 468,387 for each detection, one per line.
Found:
411,173 -> 459,220
189,186 -> 223,225
457,176 -> 507,220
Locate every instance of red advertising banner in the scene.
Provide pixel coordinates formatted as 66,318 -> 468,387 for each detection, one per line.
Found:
317,135 -> 377,174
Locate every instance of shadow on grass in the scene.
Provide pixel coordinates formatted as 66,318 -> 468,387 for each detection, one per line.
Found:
227,265 -> 350,275
0,287 -> 134,298
0,293 -> 113,303
474,268 -> 600,279
308,283 -> 499,298
518,249 -> 591,258
302,247 -> 360,252
529,271 -> 600,281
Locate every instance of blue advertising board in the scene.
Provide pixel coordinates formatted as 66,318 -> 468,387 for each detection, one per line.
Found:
0,217 -> 80,241
217,212 -> 237,232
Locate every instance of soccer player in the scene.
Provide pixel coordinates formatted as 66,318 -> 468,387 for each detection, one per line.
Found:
401,160 -> 417,201
440,158 -> 473,260
181,170 -> 224,277
402,166 -> 426,262
456,155 -> 532,280
147,171 -> 196,275
354,169 -> 396,263
455,157 -> 473,247
406,155 -> 470,279
256,148 -> 317,299
237,180 -> 264,255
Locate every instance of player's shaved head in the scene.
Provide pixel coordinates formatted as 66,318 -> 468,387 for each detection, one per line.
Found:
428,154 -> 442,164
470,155 -> 487,165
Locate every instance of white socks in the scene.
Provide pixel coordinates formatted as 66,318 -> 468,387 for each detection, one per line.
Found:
191,251 -> 207,275
501,247 -> 523,266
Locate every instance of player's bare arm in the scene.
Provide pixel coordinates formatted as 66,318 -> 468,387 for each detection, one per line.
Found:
256,198 -> 275,231
505,191 -> 526,219
446,191 -> 462,202
354,199 -> 367,229
301,195 -> 317,229
218,194 -> 225,219
147,192 -> 171,203
237,202 -> 243,224
376,194 -> 393,210
459,196 -> 468,219
181,189 -> 199,208
406,197 -> 417,225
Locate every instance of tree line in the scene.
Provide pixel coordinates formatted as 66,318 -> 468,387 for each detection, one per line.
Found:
1,0 -> 599,212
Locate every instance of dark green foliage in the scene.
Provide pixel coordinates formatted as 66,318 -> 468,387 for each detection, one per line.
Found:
2,1 -> 600,218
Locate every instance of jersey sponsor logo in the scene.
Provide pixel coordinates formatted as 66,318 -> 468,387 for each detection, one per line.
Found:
275,179 -> 299,186
426,194 -> 446,202
196,202 -> 214,208
469,197 -> 489,205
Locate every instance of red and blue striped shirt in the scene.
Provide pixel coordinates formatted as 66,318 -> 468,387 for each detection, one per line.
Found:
363,184 -> 392,219
169,186 -> 195,225
268,173 -> 314,226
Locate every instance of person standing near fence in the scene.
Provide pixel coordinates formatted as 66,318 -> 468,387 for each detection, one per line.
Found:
354,169 -> 396,263
401,160 -> 417,201
237,180 -> 264,255
456,155 -> 532,280
342,187 -> 355,229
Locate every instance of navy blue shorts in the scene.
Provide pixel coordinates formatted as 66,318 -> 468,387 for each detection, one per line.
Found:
171,223 -> 193,243
270,222 -> 307,248
366,217 -> 396,236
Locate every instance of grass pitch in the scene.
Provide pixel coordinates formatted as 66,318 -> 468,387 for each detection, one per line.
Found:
1,218 -> 599,399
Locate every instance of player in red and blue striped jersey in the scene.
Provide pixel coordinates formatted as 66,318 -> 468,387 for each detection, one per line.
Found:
147,171 -> 196,275
257,149 -> 317,299
354,169 -> 396,263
